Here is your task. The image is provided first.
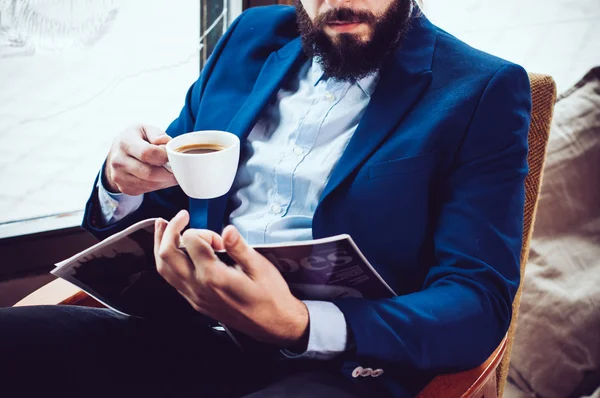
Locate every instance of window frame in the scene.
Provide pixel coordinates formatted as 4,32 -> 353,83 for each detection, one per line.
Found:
0,211 -> 98,282
0,0 -> 251,280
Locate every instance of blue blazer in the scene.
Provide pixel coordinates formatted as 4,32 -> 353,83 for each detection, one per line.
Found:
83,6 -> 531,397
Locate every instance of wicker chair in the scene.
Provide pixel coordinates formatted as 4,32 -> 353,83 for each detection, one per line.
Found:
15,73 -> 557,398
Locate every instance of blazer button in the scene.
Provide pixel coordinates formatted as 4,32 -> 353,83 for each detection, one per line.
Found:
371,369 -> 384,378
360,368 -> 373,377
351,366 -> 364,378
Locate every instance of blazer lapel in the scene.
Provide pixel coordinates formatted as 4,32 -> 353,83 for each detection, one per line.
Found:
227,38 -> 305,140
205,38 -> 305,232
319,13 -> 437,204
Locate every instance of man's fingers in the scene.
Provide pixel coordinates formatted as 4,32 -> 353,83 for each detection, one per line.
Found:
153,218 -> 168,259
110,171 -> 153,196
124,155 -> 177,183
157,210 -> 189,264
183,230 -> 222,281
183,229 -> 240,290
162,210 -> 189,251
222,225 -> 264,277
182,229 -> 220,261
109,153 -> 178,195
104,125 -> 172,195
155,217 -> 191,283
183,229 -> 225,251
111,171 -> 170,196
141,125 -> 171,146
132,142 -> 169,166
121,133 -> 169,166
156,211 -> 194,281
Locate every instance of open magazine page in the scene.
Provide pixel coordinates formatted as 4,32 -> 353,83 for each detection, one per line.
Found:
52,219 -> 198,320
52,219 -> 397,351
53,219 -> 395,333
216,235 -> 397,300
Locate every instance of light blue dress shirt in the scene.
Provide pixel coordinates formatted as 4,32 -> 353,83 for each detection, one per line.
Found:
97,58 -> 379,359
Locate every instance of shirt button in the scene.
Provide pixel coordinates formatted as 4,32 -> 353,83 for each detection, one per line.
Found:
351,366 -> 363,378
293,146 -> 303,156
271,204 -> 282,214
324,92 -> 336,102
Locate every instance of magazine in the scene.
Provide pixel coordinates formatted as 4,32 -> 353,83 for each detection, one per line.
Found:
52,218 -> 396,347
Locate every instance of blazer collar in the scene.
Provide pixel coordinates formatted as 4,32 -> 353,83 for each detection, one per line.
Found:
225,37 -> 305,140
390,8 -> 437,76
226,7 -> 438,139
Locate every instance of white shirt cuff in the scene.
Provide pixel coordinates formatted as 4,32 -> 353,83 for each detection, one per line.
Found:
96,171 -> 144,225
281,300 -> 348,360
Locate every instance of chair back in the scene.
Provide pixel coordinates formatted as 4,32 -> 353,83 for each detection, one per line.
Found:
13,72 -> 559,398
497,73 -> 557,397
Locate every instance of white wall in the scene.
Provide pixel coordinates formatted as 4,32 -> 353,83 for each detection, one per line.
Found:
422,0 -> 600,93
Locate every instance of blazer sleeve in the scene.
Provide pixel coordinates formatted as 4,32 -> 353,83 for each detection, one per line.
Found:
333,64 -> 532,373
81,13 -> 246,241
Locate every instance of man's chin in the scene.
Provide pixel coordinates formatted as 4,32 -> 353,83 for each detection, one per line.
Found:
297,0 -> 412,81
325,27 -> 372,45
325,22 -> 367,35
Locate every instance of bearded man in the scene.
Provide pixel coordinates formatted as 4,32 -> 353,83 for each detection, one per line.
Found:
0,1 -> 531,397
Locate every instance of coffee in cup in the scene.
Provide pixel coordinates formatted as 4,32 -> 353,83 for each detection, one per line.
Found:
165,131 -> 240,199
174,143 -> 227,155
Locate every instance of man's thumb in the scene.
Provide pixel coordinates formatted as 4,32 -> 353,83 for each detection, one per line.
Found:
141,124 -> 171,145
223,226 -> 260,276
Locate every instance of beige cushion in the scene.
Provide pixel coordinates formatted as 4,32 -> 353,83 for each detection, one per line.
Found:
583,386 -> 600,398
508,67 -> 600,398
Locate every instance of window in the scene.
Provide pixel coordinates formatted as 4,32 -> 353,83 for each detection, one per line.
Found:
0,0 -> 240,227
2,0 -> 597,229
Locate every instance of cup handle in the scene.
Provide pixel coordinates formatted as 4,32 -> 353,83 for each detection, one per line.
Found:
159,144 -> 173,173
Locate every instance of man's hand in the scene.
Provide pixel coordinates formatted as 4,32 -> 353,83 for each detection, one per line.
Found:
154,210 -> 309,348
104,124 -> 178,195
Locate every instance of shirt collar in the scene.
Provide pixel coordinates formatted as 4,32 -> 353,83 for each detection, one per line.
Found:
310,57 -> 379,98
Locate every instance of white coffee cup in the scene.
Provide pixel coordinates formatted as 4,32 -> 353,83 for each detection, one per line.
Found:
165,130 -> 240,199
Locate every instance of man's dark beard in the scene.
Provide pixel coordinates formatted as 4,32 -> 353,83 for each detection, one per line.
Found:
296,0 -> 413,82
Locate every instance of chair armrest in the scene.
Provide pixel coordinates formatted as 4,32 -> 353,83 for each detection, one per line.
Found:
13,278 -> 103,308
416,336 -> 507,398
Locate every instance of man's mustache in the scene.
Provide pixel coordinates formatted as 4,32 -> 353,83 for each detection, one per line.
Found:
315,7 -> 377,28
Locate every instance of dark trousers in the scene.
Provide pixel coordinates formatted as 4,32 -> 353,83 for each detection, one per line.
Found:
0,305 -> 364,398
